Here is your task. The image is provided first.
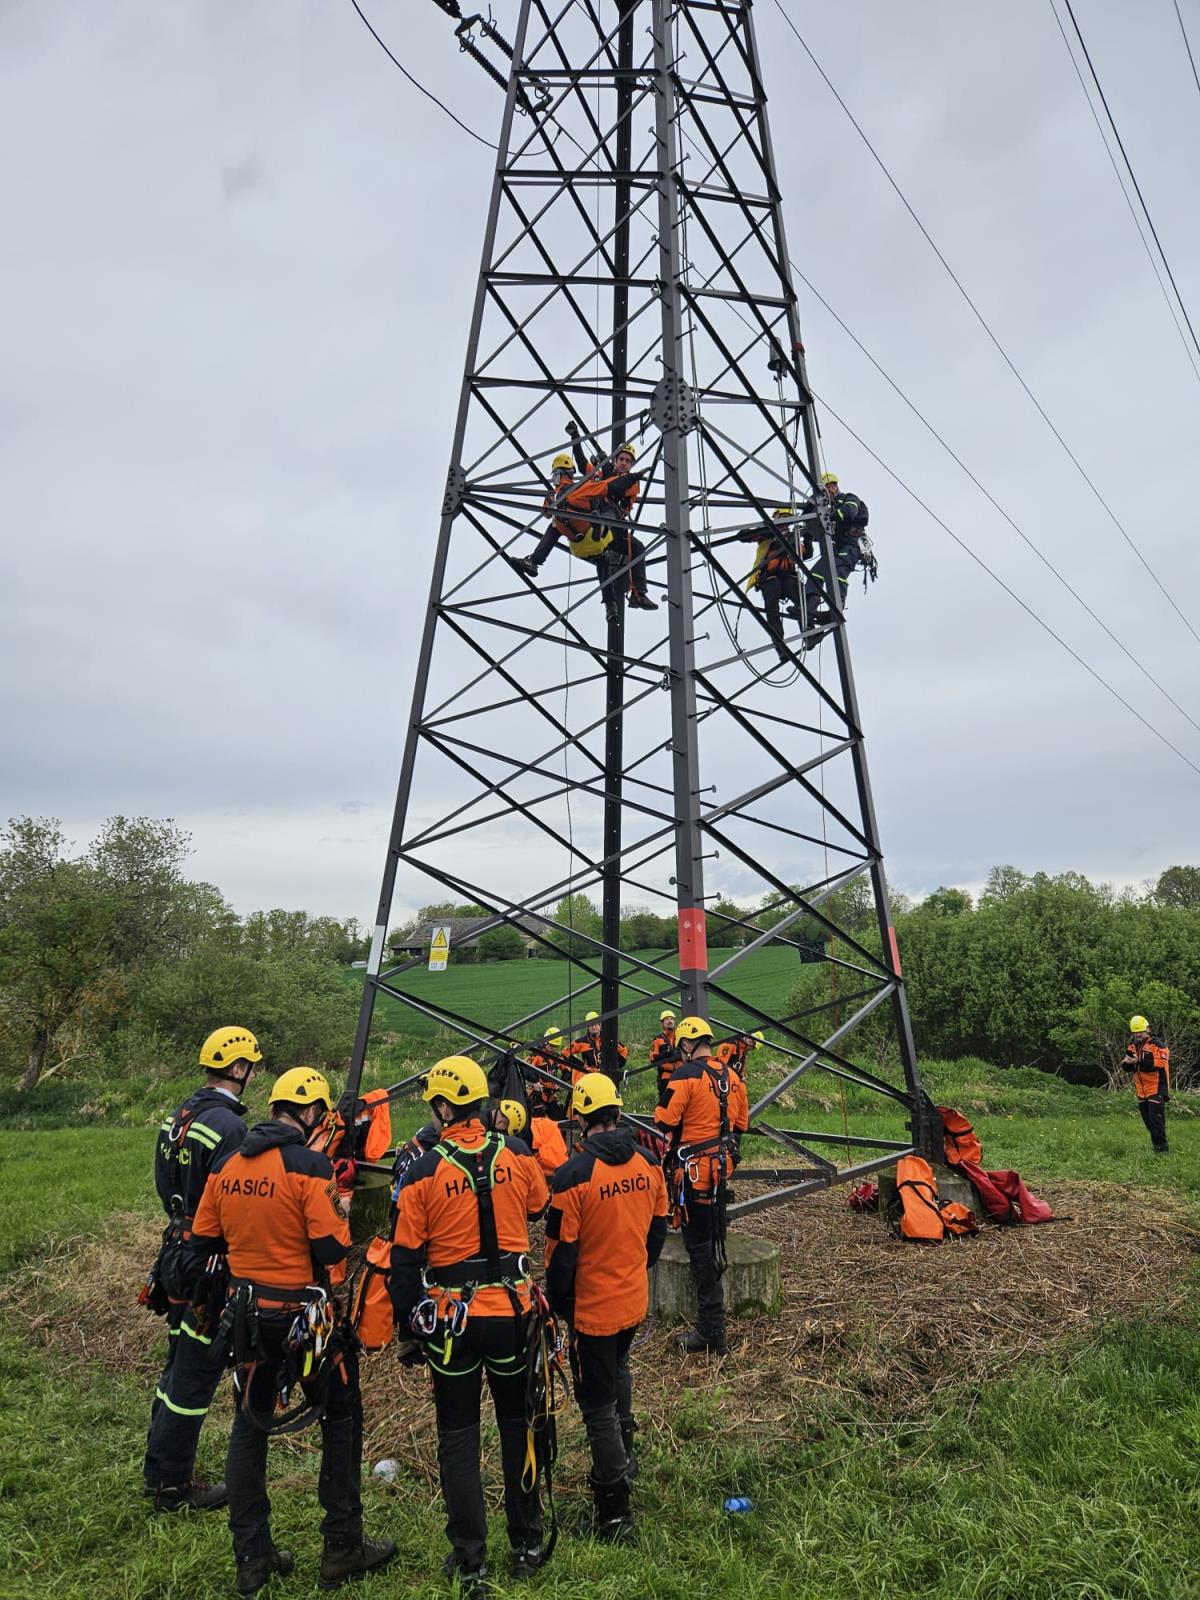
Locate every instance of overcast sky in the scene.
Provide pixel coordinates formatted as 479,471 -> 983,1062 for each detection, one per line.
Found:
3,0 -> 1199,921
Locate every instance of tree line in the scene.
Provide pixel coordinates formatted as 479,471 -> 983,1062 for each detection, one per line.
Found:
4,812 -> 1198,1090
0,817 -> 364,1092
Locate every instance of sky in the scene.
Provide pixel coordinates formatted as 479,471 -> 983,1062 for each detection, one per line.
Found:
3,0 -> 1200,923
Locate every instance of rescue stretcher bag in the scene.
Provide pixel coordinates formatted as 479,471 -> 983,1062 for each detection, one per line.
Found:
351,1234 -> 395,1350
937,1105 -> 983,1167
895,1155 -> 979,1242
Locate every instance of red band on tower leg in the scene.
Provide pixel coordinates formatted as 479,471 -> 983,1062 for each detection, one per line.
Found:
678,908 -> 708,970
888,925 -> 902,975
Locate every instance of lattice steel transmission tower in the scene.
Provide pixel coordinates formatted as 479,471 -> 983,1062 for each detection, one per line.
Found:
346,0 -> 936,1210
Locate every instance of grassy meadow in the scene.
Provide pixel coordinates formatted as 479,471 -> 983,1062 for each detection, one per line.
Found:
2,955 -> 1199,1598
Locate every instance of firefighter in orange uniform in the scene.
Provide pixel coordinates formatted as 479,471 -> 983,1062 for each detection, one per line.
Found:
527,1027 -> 570,1117
389,1057 -> 550,1595
495,1095 -> 568,1178
189,1068 -> 395,1597
1124,1015 -> 1171,1154
569,1012 -> 629,1086
649,1009 -> 681,1106
655,1017 -> 750,1355
714,1028 -> 764,1082
546,1074 -> 667,1542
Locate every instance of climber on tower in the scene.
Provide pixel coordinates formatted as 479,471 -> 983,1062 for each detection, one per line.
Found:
505,444 -> 658,611
803,471 -> 875,623
739,507 -> 812,662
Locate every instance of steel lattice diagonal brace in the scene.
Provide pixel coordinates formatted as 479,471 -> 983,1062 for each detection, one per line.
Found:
343,0 -> 938,1212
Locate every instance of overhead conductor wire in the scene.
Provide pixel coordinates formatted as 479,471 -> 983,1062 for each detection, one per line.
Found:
770,0 -> 1200,650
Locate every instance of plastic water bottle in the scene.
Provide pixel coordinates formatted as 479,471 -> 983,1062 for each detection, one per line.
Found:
372,1459 -> 401,1482
724,1496 -> 753,1514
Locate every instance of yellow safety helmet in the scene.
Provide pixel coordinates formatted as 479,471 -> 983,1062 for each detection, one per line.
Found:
585,1010 -> 600,1022
615,441 -> 637,460
572,1073 -> 623,1118
199,1025 -> 262,1072
675,1015 -> 714,1042
819,470 -> 839,486
544,1028 -> 563,1048
1129,1015 -> 1150,1034
773,507 -> 795,521
751,1030 -> 765,1048
497,1098 -> 528,1136
422,1055 -> 490,1106
660,1008 -> 677,1023
269,1067 -> 332,1110
551,453 -> 574,473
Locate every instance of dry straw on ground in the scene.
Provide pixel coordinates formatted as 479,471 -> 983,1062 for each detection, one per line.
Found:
3,1179 -> 1194,1493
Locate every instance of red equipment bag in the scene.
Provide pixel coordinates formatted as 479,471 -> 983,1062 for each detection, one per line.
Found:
959,1160 -> 1053,1225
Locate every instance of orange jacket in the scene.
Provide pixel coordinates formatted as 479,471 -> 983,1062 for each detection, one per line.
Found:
389,1118 -> 548,1323
1124,1037 -> 1170,1100
714,1038 -> 751,1080
568,1038 -> 629,1080
190,1119 -> 349,1294
562,470 -> 640,530
650,1031 -> 681,1091
545,1124 -> 668,1335
530,1114 -> 569,1177
655,1053 -> 750,1195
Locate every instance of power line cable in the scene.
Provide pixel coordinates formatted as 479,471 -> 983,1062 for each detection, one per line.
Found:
347,0 -> 497,149
1047,0 -> 1200,387
770,0 -> 1200,649
812,390 -> 1200,782
673,114 -> 1200,738
791,259 -> 1200,739
1055,0 -> 1200,365
1172,0 -> 1200,109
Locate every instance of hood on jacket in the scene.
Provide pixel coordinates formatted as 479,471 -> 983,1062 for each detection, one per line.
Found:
584,1124 -> 637,1166
239,1119 -> 307,1160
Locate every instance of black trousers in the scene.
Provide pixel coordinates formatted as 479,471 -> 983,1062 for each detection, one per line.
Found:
529,535 -> 650,603
759,567 -> 802,644
225,1314 -> 363,1563
429,1315 -> 541,1571
1138,1096 -> 1168,1151
572,1326 -> 635,1486
804,545 -> 858,612
144,1304 -> 229,1489
681,1202 -> 725,1342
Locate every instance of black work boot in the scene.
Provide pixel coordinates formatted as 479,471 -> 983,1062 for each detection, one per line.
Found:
505,554 -> 539,578
592,1475 -> 635,1545
443,1554 -> 492,1598
236,1546 -> 294,1597
627,592 -> 658,610
319,1536 -> 397,1590
678,1328 -> 727,1356
508,1545 -> 546,1580
146,1476 -> 228,1513
619,1416 -> 638,1482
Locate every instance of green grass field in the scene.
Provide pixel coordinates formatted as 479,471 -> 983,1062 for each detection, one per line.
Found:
2,1056 -> 1198,1600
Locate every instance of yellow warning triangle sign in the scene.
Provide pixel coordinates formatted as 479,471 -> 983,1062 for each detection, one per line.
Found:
431,928 -> 449,950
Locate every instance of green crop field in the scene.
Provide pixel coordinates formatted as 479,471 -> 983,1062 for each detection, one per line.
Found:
347,946 -> 803,1052
2,1056 -> 1198,1600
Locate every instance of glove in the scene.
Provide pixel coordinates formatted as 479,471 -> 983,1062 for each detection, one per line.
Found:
396,1339 -> 426,1368
333,1157 -> 357,1194
565,419 -> 580,438
607,472 -> 638,495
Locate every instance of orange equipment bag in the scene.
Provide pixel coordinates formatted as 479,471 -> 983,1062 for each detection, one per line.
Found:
938,1105 -> 983,1167
350,1235 -> 395,1350
356,1088 -> 392,1162
895,1155 -> 978,1243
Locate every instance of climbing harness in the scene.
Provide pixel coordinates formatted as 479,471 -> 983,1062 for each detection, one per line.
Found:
416,1132 -> 564,1556
670,1061 -> 735,1274
224,1282 -> 347,1436
140,1106 -> 198,1312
